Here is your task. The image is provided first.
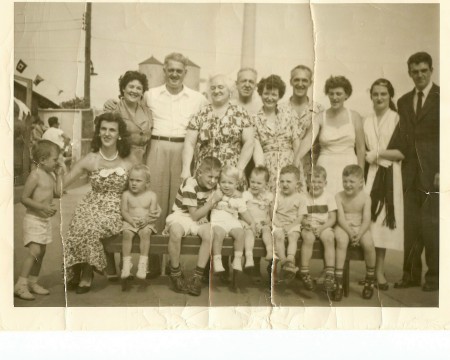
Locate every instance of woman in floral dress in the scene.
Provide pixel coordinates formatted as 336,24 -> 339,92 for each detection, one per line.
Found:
181,74 -> 254,180
63,112 -> 133,294
253,75 -> 308,193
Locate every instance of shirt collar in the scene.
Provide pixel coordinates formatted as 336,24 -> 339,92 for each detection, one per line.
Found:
415,81 -> 433,99
160,84 -> 190,98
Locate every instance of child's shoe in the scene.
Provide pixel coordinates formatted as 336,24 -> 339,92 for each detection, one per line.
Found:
244,256 -> 254,269
315,269 -> 326,285
29,283 -> 50,295
121,257 -> 133,279
334,277 -> 344,301
170,273 -> 189,294
136,257 -> 148,280
362,276 -> 375,299
299,273 -> 315,291
232,257 -> 243,272
213,258 -> 226,273
188,274 -> 203,297
14,283 -> 35,301
282,260 -> 298,281
323,273 -> 335,292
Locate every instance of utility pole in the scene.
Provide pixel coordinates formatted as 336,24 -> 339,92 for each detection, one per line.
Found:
241,4 -> 256,68
83,3 -> 92,108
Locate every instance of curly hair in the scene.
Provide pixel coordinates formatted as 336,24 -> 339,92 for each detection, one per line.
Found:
32,140 -> 60,163
324,75 -> 353,97
280,165 -> 300,180
118,71 -> 149,97
257,74 -> 286,98
91,112 -> 131,158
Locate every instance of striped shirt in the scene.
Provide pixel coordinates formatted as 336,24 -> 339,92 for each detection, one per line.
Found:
172,177 -> 212,214
300,191 -> 337,230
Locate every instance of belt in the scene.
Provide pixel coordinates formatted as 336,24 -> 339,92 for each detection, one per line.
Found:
151,135 -> 185,143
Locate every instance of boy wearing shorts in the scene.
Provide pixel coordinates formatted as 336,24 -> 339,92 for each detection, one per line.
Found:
335,165 -> 376,301
299,166 -> 337,292
272,165 -> 303,281
164,156 -> 222,296
14,140 -> 62,300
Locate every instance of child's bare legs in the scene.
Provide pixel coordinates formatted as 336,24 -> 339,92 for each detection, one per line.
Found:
212,226 -> 227,273
286,232 -> 299,264
261,227 -> 273,260
15,243 -> 47,300
299,229 -> 315,290
360,232 -> 376,299
244,229 -> 255,268
167,223 -> 188,293
273,229 -> 286,262
230,228 -> 245,271
121,229 -> 134,278
375,247 -> 387,284
136,228 -> 151,279
334,226 -> 348,271
188,224 -> 212,296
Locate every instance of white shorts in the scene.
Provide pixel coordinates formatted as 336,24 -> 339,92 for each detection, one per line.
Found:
273,224 -> 301,236
211,217 -> 243,236
23,213 -> 53,246
164,212 -> 199,236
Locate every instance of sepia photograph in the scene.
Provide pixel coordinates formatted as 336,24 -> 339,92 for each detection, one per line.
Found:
7,0 -> 445,328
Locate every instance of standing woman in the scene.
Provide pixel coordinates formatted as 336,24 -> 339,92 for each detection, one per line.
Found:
63,112 -> 133,293
252,75 -> 307,193
115,71 -> 152,165
364,79 -> 405,289
312,76 -> 365,197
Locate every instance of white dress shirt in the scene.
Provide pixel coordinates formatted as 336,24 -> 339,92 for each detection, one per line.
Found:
144,84 -> 207,137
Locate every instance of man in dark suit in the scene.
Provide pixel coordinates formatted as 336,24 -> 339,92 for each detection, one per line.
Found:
395,52 -> 439,292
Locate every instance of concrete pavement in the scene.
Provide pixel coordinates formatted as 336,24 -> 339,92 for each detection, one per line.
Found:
13,183 -> 438,308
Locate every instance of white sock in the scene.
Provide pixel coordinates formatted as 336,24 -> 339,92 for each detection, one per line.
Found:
213,255 -> 222,263
28,276 -> 38,284
234,251 -> 243,259
245,251 -> 253,259
138,255 -> 148,265
17,276 -> 28,286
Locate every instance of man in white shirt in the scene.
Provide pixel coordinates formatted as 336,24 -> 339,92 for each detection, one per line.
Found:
42,116 -> 69,150
144,53 -> 208,234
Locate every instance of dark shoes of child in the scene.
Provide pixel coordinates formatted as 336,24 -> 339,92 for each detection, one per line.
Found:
188,274 -> 203,297
170,272 -> 189,294
362,276 -> 376,299
299,273 -> 315,291
333,277 -> 344,301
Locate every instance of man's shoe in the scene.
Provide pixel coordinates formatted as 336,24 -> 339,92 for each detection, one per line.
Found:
422,282 -> 438,292
394,279 -> 421,289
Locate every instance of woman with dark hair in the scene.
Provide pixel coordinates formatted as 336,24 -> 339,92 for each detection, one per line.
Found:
115,70 -> 152,165
253,74 -> 307,193
312,75 -> 365,197
363,78 -> 405,289
62,112 -> 133,293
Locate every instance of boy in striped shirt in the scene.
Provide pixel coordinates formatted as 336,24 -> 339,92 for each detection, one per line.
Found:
164,156 -> 223,296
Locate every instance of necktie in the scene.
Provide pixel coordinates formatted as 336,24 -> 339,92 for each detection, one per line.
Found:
416,91 -> 423,121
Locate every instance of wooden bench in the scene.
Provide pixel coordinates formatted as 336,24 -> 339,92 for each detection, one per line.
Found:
102,234 -> 364,297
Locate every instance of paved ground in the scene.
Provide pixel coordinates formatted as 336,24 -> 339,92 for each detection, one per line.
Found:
13,183 -> 439,308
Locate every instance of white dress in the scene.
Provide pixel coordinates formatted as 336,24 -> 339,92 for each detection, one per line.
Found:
317,109 -> 357,197
364,109 -> 404,251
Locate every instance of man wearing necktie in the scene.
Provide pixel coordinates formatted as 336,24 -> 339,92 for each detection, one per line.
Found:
395,52 -> 440,292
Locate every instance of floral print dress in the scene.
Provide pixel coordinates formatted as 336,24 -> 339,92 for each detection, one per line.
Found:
187,103 -> 252,171
63,167 -> 128,281
253,104 -> 308,193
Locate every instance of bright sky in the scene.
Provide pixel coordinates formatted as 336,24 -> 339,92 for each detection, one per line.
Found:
14,2 -> 439,116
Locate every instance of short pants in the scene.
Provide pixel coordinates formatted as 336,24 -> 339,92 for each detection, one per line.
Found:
122,221 -> 157,235
23,213 -> 53,246
164,212 -> 200,236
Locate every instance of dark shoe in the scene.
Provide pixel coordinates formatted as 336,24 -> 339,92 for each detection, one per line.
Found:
299,273 -> 315,291
146,268 -> 161,280
362,277 -> 375,299
219,271 -> 230,285
422,282 -> 438,292
188,275 -> 203,296
394,279 -> 421,289
67,279 -> 79,291
76,285 -> 91,294
375,282 -> 389,291
170,273 -> 189,294
323,273 -> 335,292
334,278 -> 344,301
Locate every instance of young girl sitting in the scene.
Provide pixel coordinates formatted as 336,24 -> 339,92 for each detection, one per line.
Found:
242,166 -> 274,269
211,165 -> 255,273
121,164 -> 160,281
15,140 -> 62,300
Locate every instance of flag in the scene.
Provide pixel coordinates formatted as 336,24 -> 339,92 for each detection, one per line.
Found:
16,59 -> 27,73
33,75 -> 44,86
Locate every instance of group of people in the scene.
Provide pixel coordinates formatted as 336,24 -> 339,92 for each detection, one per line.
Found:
14,50 -> 439,303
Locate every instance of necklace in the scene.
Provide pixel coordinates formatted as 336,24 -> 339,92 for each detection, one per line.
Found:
99,149 -> 119,161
